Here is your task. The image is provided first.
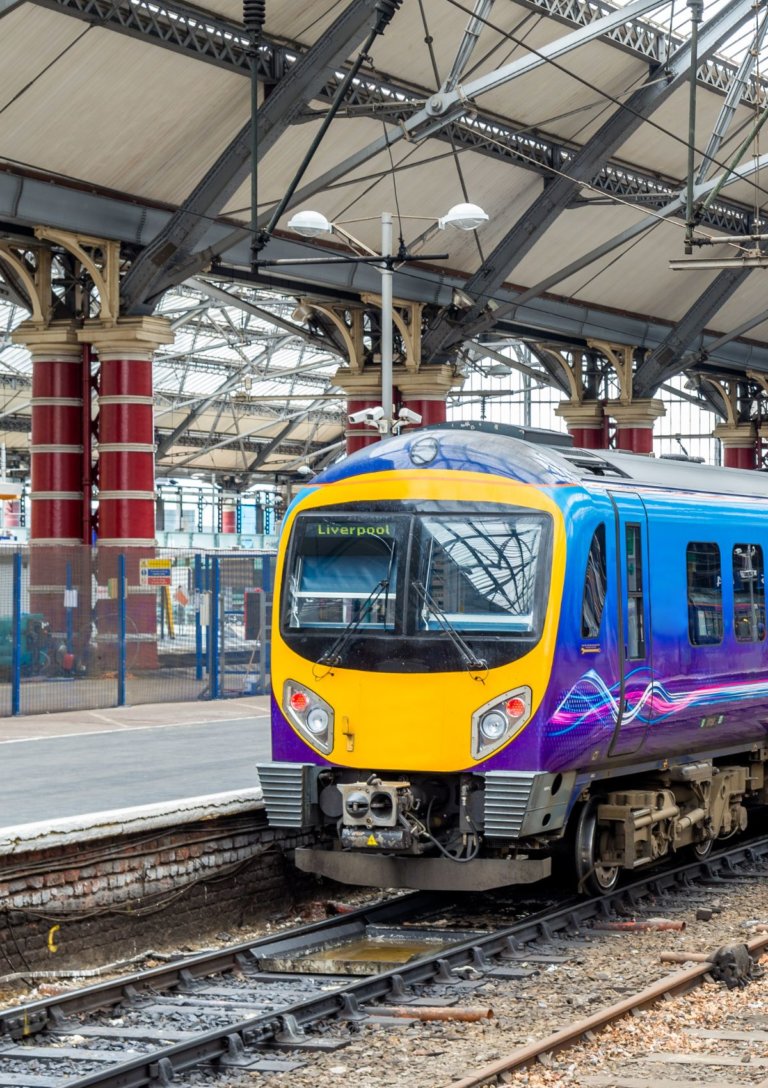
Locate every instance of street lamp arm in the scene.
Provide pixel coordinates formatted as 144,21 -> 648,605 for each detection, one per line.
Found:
255,252 -> 450,268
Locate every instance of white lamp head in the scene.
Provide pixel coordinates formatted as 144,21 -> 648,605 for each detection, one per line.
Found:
438,202 -> 489,231
287,210 -> 333,238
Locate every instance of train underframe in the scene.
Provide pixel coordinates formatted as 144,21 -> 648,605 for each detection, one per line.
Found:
258,748 -> 768,894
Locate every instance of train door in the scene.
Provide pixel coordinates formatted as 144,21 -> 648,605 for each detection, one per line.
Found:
607,492 -> 652,756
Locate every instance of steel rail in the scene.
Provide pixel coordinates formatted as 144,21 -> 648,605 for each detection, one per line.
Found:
0,889 -> 435,1039
449,925 -> 768,1088
5,836 -> 768,1087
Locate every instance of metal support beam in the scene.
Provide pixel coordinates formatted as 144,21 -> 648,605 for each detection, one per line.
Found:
484,148 -> 768,318
186,276 -> 341,352
420,0 -> 757,362
245,412 -> 311,473
634,267 -> 752,396
120,0 -> 387,313
155,334 -> 293,456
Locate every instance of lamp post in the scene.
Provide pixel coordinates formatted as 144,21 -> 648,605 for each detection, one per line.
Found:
287,204 -> 489,439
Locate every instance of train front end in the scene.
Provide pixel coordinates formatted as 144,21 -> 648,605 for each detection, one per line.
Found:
257,428 -> 574,890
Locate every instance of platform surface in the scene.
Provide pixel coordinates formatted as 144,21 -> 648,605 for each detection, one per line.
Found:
0,698 -> 272,830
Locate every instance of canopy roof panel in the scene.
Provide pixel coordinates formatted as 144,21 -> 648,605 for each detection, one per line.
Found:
0,0 -> 767,454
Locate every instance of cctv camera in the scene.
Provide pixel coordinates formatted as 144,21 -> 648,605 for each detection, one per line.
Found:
348,406 -> 386,425
397,407 -> 423,424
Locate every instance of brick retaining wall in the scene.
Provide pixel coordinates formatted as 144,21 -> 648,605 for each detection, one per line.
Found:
0,800 -> 325,974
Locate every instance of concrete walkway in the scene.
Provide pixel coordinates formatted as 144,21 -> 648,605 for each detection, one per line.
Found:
0,696 -> 270,742
0,697 -> 272,830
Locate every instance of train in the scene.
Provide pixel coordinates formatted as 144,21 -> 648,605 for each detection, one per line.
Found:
256,420 -> 768,894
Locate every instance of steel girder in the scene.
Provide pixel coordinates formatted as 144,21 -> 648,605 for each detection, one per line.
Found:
119,0 -> 387,314
21,0 -> 760,257
26,0 -> 763,103
634,268 -> 754,397
3,174 -> 768,375
155,333 -> 294,457
185,277 -> 336,350
483,148 -> 768,316
420,0 -> 759,363
245,414 -> 310,474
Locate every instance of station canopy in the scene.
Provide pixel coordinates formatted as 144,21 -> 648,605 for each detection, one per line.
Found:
2,0 -> 768,478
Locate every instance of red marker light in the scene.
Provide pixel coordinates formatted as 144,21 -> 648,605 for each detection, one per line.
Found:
290,691 -> 310,713
505,697 -> 526,719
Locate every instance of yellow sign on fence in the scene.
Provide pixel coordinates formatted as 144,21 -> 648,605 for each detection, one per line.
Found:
139,558 -> 172,586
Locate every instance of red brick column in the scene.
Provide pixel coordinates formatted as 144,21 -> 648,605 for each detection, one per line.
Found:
11,322 -> 83,635
396,366 -> 459,431
554,401 -> 606,449
715,423 -> 757,469
83,318 -> 173,669
607,399 -> 665,455
331,371 -> 386,453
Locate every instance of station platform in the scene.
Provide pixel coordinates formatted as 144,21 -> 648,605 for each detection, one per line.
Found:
0,697 -> 272,832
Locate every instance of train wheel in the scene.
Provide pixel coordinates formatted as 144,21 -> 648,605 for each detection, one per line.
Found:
573,799 -> 620,896
690,837 -> 714,860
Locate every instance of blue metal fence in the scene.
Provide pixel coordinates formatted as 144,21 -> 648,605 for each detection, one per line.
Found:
0,545 -> 275,717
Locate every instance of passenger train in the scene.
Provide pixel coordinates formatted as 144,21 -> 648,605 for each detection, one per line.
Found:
257,421 -> 768,894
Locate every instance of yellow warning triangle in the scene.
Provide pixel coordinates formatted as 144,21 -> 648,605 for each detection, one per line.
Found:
366,834 -> 377,846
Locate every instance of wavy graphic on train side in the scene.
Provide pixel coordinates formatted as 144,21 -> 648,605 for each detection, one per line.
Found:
547,667 -> 768,736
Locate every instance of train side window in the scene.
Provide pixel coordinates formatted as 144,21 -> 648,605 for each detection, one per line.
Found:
733,544 -> 765,643
687,542 -> 723,646
581,524 -> 606,638
625,523 -> 645,658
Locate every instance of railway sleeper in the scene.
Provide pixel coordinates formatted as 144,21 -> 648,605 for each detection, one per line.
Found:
593,764 -> 750,872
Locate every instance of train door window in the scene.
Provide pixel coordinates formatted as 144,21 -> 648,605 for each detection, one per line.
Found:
581,524 -> 607,638
687,542 -> 723,646
733,544 -> 765,642
625,523 -> 645,658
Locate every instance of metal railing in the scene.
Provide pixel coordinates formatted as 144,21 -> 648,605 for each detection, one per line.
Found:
0,545 -> 275,717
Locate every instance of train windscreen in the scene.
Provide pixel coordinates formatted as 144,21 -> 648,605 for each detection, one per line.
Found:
284,507 -> 550,641
285,515 -> 403,631
415,515 -> 545,634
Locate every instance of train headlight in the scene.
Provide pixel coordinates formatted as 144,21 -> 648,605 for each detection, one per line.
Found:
306,707 -> 330,735
283,680 -> 334,754
471,686 -> 532,759
479,711 -> 507,741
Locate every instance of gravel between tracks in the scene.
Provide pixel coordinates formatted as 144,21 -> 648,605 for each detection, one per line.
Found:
228,878 -> 768,1088
4,880 -> 768,1087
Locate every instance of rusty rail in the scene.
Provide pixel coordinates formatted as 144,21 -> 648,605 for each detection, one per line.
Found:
447,933 -> 768,1088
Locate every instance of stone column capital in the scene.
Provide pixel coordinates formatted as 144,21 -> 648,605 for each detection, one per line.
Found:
554,400 -> 604,429
11,320 -> 81,359
714,422 -> 757,448
78,316 -> 174,358
330,369 -> 386,398
332,364 -> 462,400
396,365 -> 461,399
606,398 -> 666,428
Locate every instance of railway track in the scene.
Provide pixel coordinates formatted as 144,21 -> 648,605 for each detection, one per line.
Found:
2,837 -> 768,1088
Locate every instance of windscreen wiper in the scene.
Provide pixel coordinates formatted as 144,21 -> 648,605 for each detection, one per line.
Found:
315,578 -> 391,670
411,580 -> 488,674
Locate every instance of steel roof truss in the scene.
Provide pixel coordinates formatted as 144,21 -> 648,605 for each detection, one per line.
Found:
495,148 -> 768,314
696,11 -> 768,183
245,412 -> 311,473
186,277 -> 339,353
423,0 -> 670,117
421,0 -> 758,361
634,267 -> 753,396
120,0 -> 387,314
155,333 -> 292,457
